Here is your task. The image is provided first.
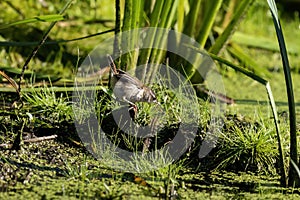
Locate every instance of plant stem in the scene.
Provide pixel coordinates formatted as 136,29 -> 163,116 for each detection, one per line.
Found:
267,0 -> 297,187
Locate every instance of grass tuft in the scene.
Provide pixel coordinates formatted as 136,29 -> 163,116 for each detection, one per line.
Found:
214,118 -> 278,174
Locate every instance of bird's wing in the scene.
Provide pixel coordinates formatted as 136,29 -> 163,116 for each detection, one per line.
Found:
116,69 -> 144,88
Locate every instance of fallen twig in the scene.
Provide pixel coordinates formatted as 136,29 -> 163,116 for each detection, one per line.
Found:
0,134 -> 58,149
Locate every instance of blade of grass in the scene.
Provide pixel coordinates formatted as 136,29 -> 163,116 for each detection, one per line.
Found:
0,85 -> 107,93
0,29 -> 115,47
122,0 -> 132,32
0,70 -> 19,95
227,43 -> 271,77
221,0 -> 237,28
137,0 -> 164,77
267,0 -> 297,187
149,0 -> 179,74
196,0 -> 223,48
120,0 -> 134,70
191,0 -> 254,83
149,0 -> 179,63
177,0 -> 185,33
265,82 -> 287,186
182,0 -> 202,37
172,0 -> 201,77
128,0 -> 144,71
291,159 -> 300,179
209,0 -> 254,55
0,14 -> 64,30
114,0 -> 121,62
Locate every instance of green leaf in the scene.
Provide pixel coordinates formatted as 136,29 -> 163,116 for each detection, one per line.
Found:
196,0 -> 223,48
227,43 -> 270,78
267,0 -> 295,187
0,14 -> 65,30
182,0 -> 201,37
209,0 -> 254,55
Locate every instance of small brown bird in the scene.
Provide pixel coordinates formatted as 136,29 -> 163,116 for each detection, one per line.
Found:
107,55 -> 157,107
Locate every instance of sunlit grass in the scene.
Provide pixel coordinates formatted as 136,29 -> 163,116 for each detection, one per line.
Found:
214,119 -> 278,174
1,0 -> 300,198
22,85 -> 73,124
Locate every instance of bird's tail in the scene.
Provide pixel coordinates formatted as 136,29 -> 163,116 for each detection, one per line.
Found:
107,54 -> 118,75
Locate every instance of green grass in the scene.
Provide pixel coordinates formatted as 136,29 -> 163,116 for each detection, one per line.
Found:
1,0 -> 300,198
22,85 -> 73,123
214,119 -> 278,174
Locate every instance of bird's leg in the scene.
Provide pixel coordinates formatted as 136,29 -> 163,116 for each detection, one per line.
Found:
120,96 -> 138,119
122,96 -> 135,107
128,104 -> 138,119
142,137 -> 152,154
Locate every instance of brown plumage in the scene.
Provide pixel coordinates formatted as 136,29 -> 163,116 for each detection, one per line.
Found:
107,55 -> 157,106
